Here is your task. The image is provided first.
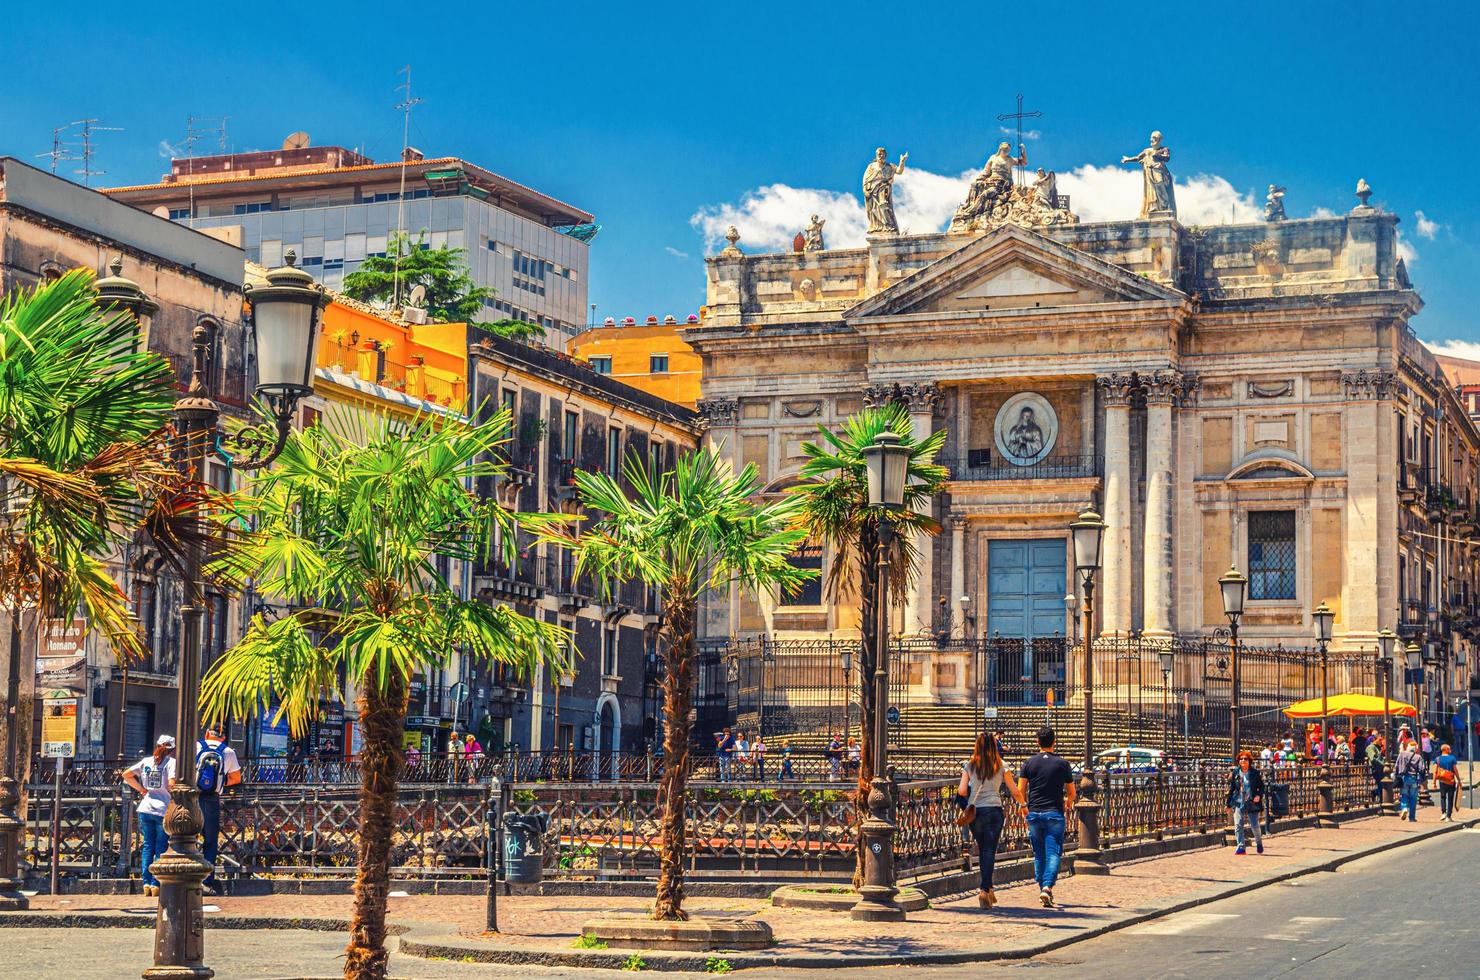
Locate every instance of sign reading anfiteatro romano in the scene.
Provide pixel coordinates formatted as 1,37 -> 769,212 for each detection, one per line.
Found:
41,695 -> 78,758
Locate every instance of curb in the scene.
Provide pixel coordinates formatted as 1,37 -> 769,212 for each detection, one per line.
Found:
396,814 -> 1479,972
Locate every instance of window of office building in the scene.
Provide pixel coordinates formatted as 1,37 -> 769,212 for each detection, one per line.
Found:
1248,510 -> 1297,600
649,353 -> 669,374
590,356 -> 612,375
606,427 -> 622,476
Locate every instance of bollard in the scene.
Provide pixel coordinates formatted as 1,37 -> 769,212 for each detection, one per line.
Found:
1071,771 -> 1108,875
1316,766 -> 1337,828
1382,765 -> 1396,810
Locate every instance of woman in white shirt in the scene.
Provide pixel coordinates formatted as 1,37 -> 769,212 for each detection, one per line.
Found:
957,732 -> 1027,909
122,734 -> 176,896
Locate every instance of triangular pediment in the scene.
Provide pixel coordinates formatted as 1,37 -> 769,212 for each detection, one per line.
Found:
845,224 -> 1186,321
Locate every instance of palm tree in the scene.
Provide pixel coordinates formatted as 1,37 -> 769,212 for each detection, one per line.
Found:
199,410 -> 567,979
542,447 -> 812,920
790,403 -> 946,887
0,270 -> 178,778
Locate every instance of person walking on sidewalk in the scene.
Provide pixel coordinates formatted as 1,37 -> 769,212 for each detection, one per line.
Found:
1395,738 -> 1427,821
1435,743 -> 1459,821
1016,726 -> 1075,908
194,727 -> 241,894
1225,750 -> 1266,855
122,735 -> 176,897
956,732 -> 1027,909
1368,738 -> 1386,803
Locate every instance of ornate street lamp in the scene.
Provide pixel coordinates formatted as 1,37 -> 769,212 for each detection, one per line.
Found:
1219,567 -> 1247,756
146,251 -> 326,979
1376,628 -> 1398,761
1312,601 -> 1336,829
851,430 -> 909,922
1069,508 -> 1107,875
839,647 -> 853,743
1157,647 -> 1176,755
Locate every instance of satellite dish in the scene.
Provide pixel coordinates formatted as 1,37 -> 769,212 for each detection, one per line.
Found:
151,205 -> 170,219
407,284 -> 427,307
282,131 -> 311,150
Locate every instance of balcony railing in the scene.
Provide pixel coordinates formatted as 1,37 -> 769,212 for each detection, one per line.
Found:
941,453 -> 1101,482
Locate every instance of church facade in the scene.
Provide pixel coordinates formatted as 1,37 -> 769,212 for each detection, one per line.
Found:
685,184 -> 1480,714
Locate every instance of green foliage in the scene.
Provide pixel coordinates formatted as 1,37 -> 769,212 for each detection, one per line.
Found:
790,403 -> 947,603
0,269 -> 182,660
620,953 -> 648,971
341,230 -> 527,335
513,789 -> 537,804
572,934 -> 608,950
799,789 -> 849,814
704,957 -> 733,974
543,446 -> 814,607
729,788 -> 778,803
199,409 -> 569,734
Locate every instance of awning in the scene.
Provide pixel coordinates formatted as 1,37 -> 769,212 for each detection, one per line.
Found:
1282,693 -> 1418,718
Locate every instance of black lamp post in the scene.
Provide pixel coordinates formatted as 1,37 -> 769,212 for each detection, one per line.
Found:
839,647 -> 853,743
851,430 -> 909,922
1312,601 -> 1336,828
1069,508 -> 1107,875
1376,628 -> 1398,761
1157,647 -> 1175,755
145,251 -> 326,979
1219,567 -> 1247,756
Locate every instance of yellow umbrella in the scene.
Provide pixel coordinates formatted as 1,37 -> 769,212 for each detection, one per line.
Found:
1282,693 -> 1417,718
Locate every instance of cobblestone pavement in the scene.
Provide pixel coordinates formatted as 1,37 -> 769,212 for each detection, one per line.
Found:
8,804 -> 1467,976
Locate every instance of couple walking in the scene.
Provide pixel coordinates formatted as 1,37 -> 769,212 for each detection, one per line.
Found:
957,726 -> 1075,909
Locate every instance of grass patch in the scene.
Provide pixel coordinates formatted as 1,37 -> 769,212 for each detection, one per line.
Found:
572,933 -> 608,950
705,956 -> 734,974
621,953 -> 648,971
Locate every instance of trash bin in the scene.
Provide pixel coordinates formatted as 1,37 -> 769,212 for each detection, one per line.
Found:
500,811 -> 549,884
1267,782 -> 1290,818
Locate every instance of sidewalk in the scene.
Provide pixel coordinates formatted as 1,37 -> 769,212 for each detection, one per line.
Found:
10,803 -> 1474,972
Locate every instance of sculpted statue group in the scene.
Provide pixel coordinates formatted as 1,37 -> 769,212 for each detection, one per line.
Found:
856,128 -> 1185,241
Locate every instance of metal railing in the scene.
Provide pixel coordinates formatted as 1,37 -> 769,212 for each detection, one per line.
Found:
940,454 -> 1102,482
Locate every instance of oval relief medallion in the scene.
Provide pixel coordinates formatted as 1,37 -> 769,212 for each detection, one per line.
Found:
994,392 -> 1058,465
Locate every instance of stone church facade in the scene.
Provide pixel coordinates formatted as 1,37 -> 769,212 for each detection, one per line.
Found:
686,194 -> 1479,710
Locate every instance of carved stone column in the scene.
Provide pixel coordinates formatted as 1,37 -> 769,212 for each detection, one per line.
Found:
1141,371 -> 1182,638
901,383 -> 943,637
949,518 -> 967,639
1098,374 -> 1138,636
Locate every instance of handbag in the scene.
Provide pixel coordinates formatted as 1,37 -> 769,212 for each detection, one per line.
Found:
1436,766 -> 1457,785
955,804 -> 977,828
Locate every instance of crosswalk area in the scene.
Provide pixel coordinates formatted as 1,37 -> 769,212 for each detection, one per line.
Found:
1129,911 -> 1345,943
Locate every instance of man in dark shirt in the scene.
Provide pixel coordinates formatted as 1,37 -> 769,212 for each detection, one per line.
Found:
1016,726 -> 1076,908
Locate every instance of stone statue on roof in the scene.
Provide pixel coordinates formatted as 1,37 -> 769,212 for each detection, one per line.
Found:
804,214 -> 826,252
1121,131 -> 1177,219
863,148 -> 908,236
1264,184 -> 1287,222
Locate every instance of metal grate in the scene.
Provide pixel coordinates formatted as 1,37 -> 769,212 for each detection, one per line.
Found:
1248,510 -> 1297,600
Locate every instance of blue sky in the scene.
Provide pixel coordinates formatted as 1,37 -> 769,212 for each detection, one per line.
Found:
4,2 -> 1478,347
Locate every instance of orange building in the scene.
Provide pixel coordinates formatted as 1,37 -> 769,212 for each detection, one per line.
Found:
566,314 -> 702,408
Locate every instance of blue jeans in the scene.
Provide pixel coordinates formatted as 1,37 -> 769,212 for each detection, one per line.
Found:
970,806 -> 1006,891
717,754 -> 732,781
1026,810 -> 1065,891
1400,775 -> 1420,819
138,812 -> 168,888
1232,805 -> 1263,849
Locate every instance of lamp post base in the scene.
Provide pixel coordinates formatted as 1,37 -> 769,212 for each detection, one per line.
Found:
0,775 -> 27,911
1315,767 -> 1338,829
1072,774 -> 1109,875
849,777 -> 904,922
143,786 -> 214,980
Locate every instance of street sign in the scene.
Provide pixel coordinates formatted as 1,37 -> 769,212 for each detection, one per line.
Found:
981,706 -> 999,720
41,695 -> 77,758
886,706 -> 901,726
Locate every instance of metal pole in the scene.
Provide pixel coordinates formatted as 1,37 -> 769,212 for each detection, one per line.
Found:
145,323 -> 216,980
1229,619 -> 1242,756
851,515 -> 902,920
485,778 -> 500,933
1072,570 -> 1107,874
1162,669 -> 1170,756
50,757 -> 62,896
0,615 -> 28,910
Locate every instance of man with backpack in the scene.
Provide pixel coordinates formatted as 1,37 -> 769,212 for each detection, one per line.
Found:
195,727 -> 242,894
1395,738 -> 1426,822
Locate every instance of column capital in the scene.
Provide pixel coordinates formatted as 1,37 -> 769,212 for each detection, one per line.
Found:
695,395 -> 739,429
901,382 -> 944,415
862,382 -> 896,409
1142,370 -> 1187,406
949,515 -> 967,531
1096,373 -> 1140,407
1342,369 -> 1398,400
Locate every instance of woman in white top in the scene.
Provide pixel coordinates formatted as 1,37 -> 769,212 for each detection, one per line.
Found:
122,734 -> 177,896
957,732 -> 1027,909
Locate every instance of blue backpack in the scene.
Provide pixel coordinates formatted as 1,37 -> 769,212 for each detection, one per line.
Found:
196,739 -> 226,794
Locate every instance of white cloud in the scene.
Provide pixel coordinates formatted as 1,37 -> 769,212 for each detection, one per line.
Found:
158,139 -> 182,158
1424,339 -> 1480,361
999,126 -> 1042,141
664,246 -> 691,260
1309,207 -> 1338,219
1397,232 -> 1418,265
692,159 -> 1263,253
1414,210 -> 1440,239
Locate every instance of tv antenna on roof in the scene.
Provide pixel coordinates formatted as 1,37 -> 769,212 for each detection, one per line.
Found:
36,124 -> 81,174
392,64 -> 424,310
71,118 -> 123,185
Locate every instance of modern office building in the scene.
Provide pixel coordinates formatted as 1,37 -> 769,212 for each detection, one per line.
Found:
102,136 -> 596,342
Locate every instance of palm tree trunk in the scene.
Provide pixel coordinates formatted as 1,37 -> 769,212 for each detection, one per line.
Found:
853,524 -> 879,890
344,669 -> 408,979
653,588 -> 694,921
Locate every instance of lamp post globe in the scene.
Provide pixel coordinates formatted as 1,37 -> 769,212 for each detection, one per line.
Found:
1069,509 -> 1106,576
1218,567 -> 1247,621
245,249 -> 330,405
1219,567 -> 1247,753
95,256 -> 160,342
862,430 -> 909,509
